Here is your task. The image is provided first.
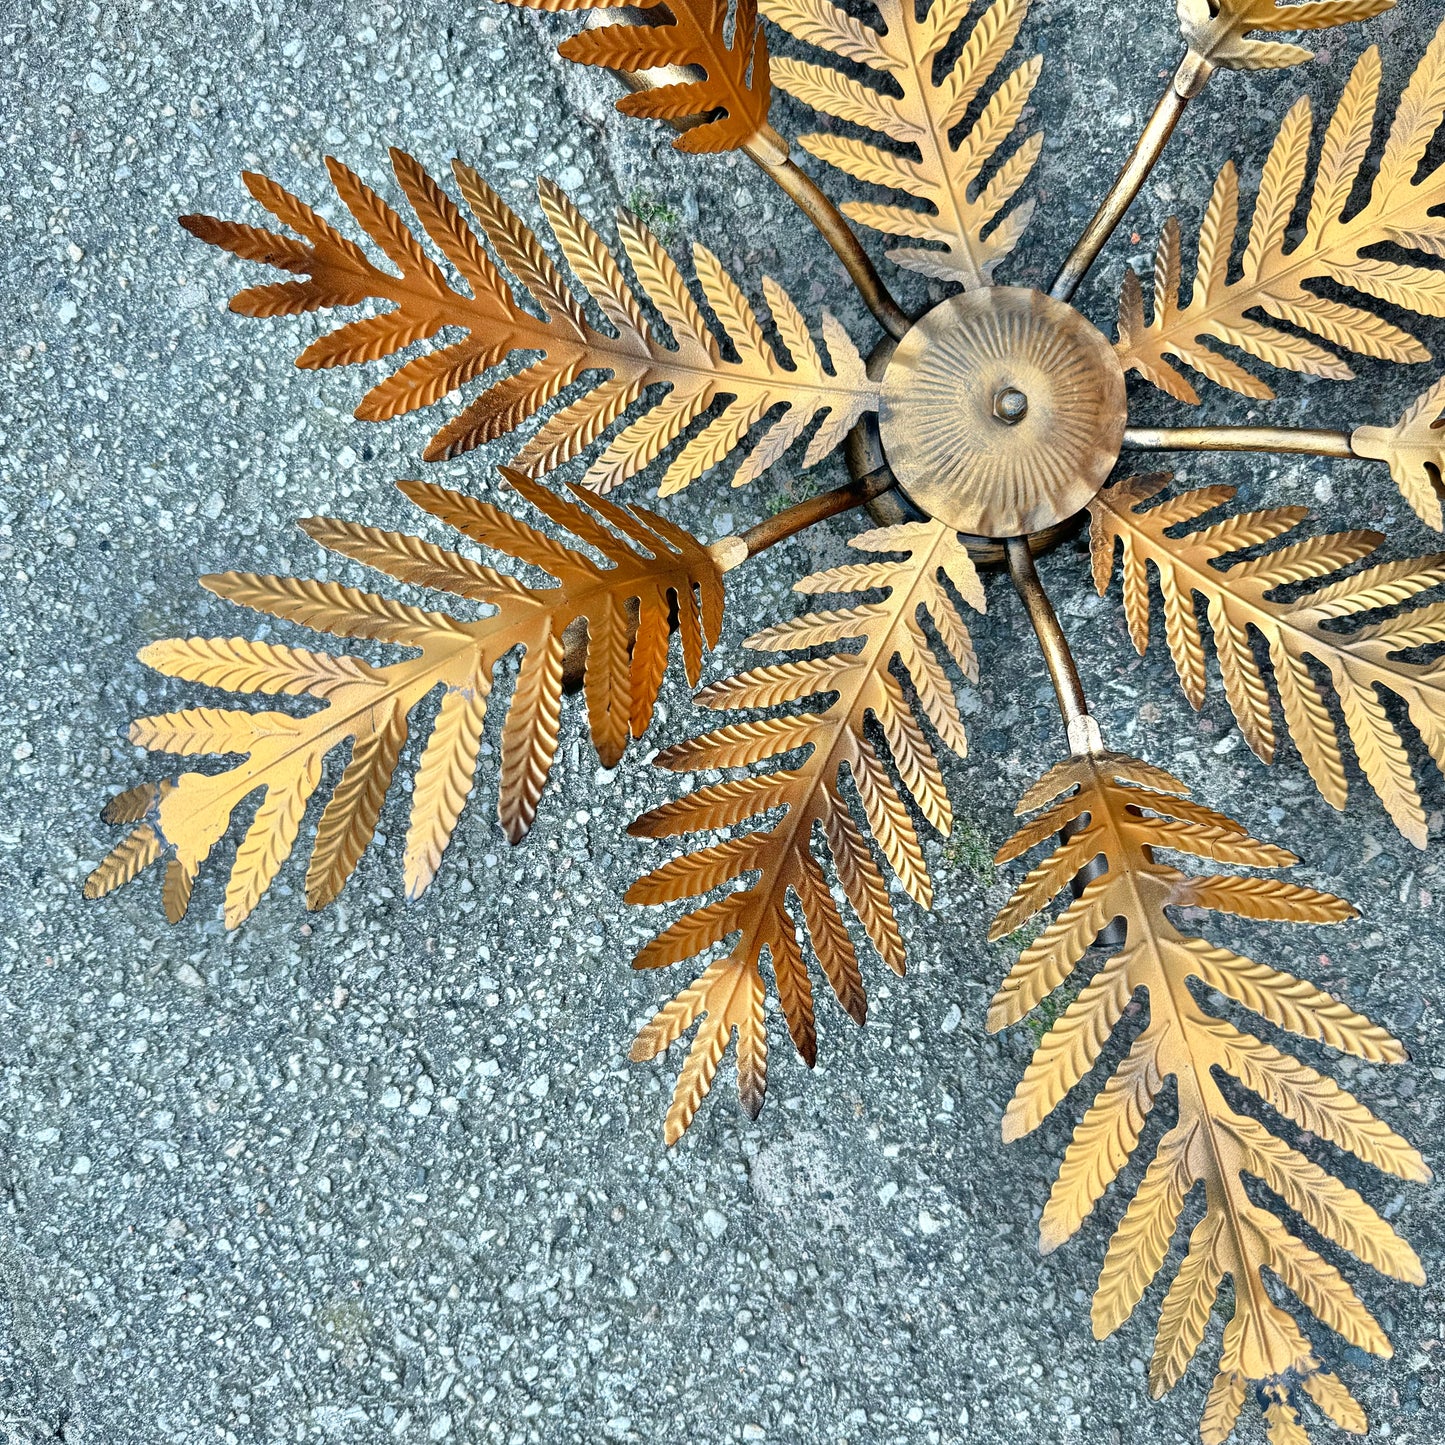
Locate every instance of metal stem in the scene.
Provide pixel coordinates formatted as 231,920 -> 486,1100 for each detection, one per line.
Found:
732,468 -> 895,564
561,471 -> 896,691
1005,536 -> 1112,930
1005,537 -> 1095,742
748,151 -> 912,340
1123,425 -> 1355,459
1050,50 -> 1213,304
588,10 -> 912,341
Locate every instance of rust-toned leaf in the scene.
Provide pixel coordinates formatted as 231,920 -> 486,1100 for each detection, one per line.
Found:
990,749 -> 1426,1443
501,0 -> 776,154
627,519 -> 983,1139
180,152 -> 876,493
87,472 -> 725,924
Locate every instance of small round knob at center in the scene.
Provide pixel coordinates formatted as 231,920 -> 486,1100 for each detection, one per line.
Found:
994,387 -> 1029,425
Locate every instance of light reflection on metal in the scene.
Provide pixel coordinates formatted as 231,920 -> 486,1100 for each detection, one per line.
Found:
880,288 -> 1127,537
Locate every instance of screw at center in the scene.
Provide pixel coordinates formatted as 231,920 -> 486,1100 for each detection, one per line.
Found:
994,387 -> 1029,424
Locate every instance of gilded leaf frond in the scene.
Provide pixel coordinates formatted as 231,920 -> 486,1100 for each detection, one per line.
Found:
762,0 -> 1043,287
1091,473 -> 1445,848
1352,375 -> 1445,531
1117,24 -> 1445,404
499,0 -> 775,155
990,750 -> 1427,1442
180,151 -> 877,493
85,471 -> 725,927
626,519 -> 984,1141
1178,0 -> 1395,72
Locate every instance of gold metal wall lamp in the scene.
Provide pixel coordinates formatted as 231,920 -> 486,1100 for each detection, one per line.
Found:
85,2 -> 1445,1440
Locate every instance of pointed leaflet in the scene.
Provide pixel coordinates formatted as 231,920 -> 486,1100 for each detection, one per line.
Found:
626,519 -> 983,1141
989,751 -> 1425,1442
499,0 -> 776,155
1091,474 -> 1445,849
1178,0 -> 1395,72
763,0 -> 1043,286
86,472 -> 725,925
180,151 -> 876,493
1118,27 -> 1445,403
1353,375 -> 1445,531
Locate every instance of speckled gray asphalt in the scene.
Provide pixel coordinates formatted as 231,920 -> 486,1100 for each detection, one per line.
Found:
3,2 -> 1444,1442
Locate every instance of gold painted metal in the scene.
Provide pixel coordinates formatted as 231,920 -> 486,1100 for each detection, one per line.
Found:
1053,0 -> 1386,301
1178,0 -> 1396,72
1117,28 -> 1445,407
1051,51 -> 1212,304
1092,474 -> 1445,848
749,154 -> 913,340
580,7 -> 914,339
1353,375 -> 1445,530
731,467 -> 897,564
880,288 -> 1127,538
991,748 -> 1426,1445
1123,424 -> 1354,458
1125,392 -> 1445,528
844,412 -> 1086,564
500,0 -> 783,157
181,152 -> 878,495
627,520 -> 983,1140
561,468 -> 899,683
84,2 -> 1445,1439
763,0 -> 1044,287
1004,537 -> 1093,740
86,472 -> 725,924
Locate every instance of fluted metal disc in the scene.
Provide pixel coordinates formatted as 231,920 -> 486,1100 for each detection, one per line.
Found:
879,288 -> 1128,538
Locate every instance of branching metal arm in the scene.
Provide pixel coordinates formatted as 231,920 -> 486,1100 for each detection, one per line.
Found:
1124,386 -> 1445,532
1005,537 -> 1100,753
749,150 -> 913,340
1123,425 -> 1354,459
1051,52 -> 1212,304
590,9 -> 912,340
1052,0 -> 1393,303
723,467 -> 897,568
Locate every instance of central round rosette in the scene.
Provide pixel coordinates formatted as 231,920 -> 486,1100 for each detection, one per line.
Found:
879,288 -> 1128,538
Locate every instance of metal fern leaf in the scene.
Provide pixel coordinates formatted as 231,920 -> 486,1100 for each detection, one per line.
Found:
501,0 -> 778,155
1092,473 -> 1445,848
86,471 -> 725,926
180,150 -> 877,494
626,518 -> 983,1141
1117,22 -> 1445,403
763,0 -> 1043,286
991,749 -> 1427,1445
1177,0 -> 1396,72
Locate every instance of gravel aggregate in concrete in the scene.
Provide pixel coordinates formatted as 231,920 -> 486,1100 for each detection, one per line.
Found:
2,2 -> 1444,1442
